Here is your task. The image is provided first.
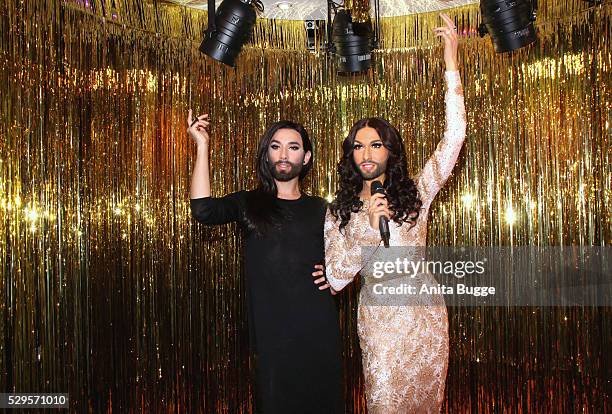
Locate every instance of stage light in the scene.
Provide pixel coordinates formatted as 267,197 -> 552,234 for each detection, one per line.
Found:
275,1 -> 292,10
199,0 -> 264,67
331,9 -> 373,73
305,20 -> 325,51
479,0 -> 537,53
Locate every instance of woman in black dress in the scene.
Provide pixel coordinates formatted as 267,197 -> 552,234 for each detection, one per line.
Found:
188,113 -> 343,413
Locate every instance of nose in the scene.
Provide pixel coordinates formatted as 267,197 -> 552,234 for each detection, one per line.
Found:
363,145 -> 372,161
280,146 -> 288,160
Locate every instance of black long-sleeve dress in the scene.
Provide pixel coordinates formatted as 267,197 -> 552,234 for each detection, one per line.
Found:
190,190 -> 343,413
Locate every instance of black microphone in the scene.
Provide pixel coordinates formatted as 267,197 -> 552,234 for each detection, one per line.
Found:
370,181 -> 390,248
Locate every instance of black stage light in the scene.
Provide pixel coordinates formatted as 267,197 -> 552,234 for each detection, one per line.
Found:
199,0 -> 264,66
331,9 -> 373,73
479,0 -> 537,53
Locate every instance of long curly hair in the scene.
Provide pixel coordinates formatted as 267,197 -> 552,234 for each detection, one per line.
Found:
329,117 -> 422,231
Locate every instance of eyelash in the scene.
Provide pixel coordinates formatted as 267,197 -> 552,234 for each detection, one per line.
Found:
270,144 -> 300,150
354,143 -> 383,150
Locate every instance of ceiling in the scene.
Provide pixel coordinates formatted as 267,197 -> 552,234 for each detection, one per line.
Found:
163,0 -> 478,20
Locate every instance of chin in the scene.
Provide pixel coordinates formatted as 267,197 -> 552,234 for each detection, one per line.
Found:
361,171 -> 383,180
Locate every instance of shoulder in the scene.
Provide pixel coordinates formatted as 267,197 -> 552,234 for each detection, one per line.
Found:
237,189 -> 256,203
305,194 -> 328,210
226,190 -> 249,204
297,194 -> 327,221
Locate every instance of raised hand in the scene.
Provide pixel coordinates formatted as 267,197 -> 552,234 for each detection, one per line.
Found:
433,13 -> 459,71
187,110 -> 211,148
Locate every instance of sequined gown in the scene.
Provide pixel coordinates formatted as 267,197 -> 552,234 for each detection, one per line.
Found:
324,71 -> 466,413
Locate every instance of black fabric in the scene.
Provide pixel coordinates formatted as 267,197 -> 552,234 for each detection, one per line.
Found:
191,191 -> 343,413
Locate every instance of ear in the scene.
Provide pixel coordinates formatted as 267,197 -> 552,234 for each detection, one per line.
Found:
303,150 -> 312,165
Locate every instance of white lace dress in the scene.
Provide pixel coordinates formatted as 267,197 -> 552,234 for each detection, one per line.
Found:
325,71 -> 467,413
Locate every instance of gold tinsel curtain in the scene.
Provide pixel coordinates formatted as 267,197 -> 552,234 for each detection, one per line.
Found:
0,0 -> 610,412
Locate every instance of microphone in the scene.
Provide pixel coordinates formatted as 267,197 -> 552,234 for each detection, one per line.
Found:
370,181 -> 390,248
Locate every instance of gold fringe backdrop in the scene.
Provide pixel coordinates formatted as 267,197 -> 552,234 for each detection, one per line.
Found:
0,0 -> 610,412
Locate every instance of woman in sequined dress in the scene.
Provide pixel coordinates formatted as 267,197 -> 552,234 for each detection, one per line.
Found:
324,14 -> 466,413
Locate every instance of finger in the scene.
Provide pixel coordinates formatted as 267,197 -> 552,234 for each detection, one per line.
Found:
435,32 -> 452,43
319,283 -> 331,290
314,277 -> 326,284
373,202 -> 388,211
445,16 -> 456,32
370,193 -> 386,204
314,264 -> 324,270
187,109 -> 193,126
372,203 -> 390,212
440,13 -> 455,30
433,27 -> 452,36
312,271 -> 324,277
190,114 -> 210,128
192,121 -> 210,130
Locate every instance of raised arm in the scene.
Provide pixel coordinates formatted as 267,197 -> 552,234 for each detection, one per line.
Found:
415,71 -> 466,207
188,110 -> 211,199
324,209 -> 379,292
188,110 -> 243,225
416,14 -> 467,208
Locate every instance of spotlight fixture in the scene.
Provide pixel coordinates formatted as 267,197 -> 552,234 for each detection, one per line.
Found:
331,9 -> 373,73
199,0 -> 264,66
305,20 -> 326,51
275,1 -> 293,10
478,0 -> 537,53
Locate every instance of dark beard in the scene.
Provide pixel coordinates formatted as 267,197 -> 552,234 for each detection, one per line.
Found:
358,161 -> 386,180
268,159 -> 303,181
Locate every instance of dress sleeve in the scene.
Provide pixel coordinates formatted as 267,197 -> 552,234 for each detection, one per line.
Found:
324,208 -> 380,292
415,70 -> 467,208
190,191 -> 245,225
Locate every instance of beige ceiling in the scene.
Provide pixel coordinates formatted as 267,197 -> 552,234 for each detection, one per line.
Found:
164,0 -> 478,20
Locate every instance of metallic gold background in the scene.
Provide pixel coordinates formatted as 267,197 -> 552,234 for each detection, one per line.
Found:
0,0 -> 610,412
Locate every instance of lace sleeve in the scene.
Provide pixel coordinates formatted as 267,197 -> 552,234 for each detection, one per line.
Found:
324,208 -> 380,291
415,70 -> 467,208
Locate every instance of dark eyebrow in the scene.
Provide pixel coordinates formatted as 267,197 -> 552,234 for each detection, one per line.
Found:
354,139 -> 381,145
270,139 -> 302,146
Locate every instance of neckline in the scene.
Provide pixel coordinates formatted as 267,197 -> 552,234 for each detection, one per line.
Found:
277,193 -> 305,202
